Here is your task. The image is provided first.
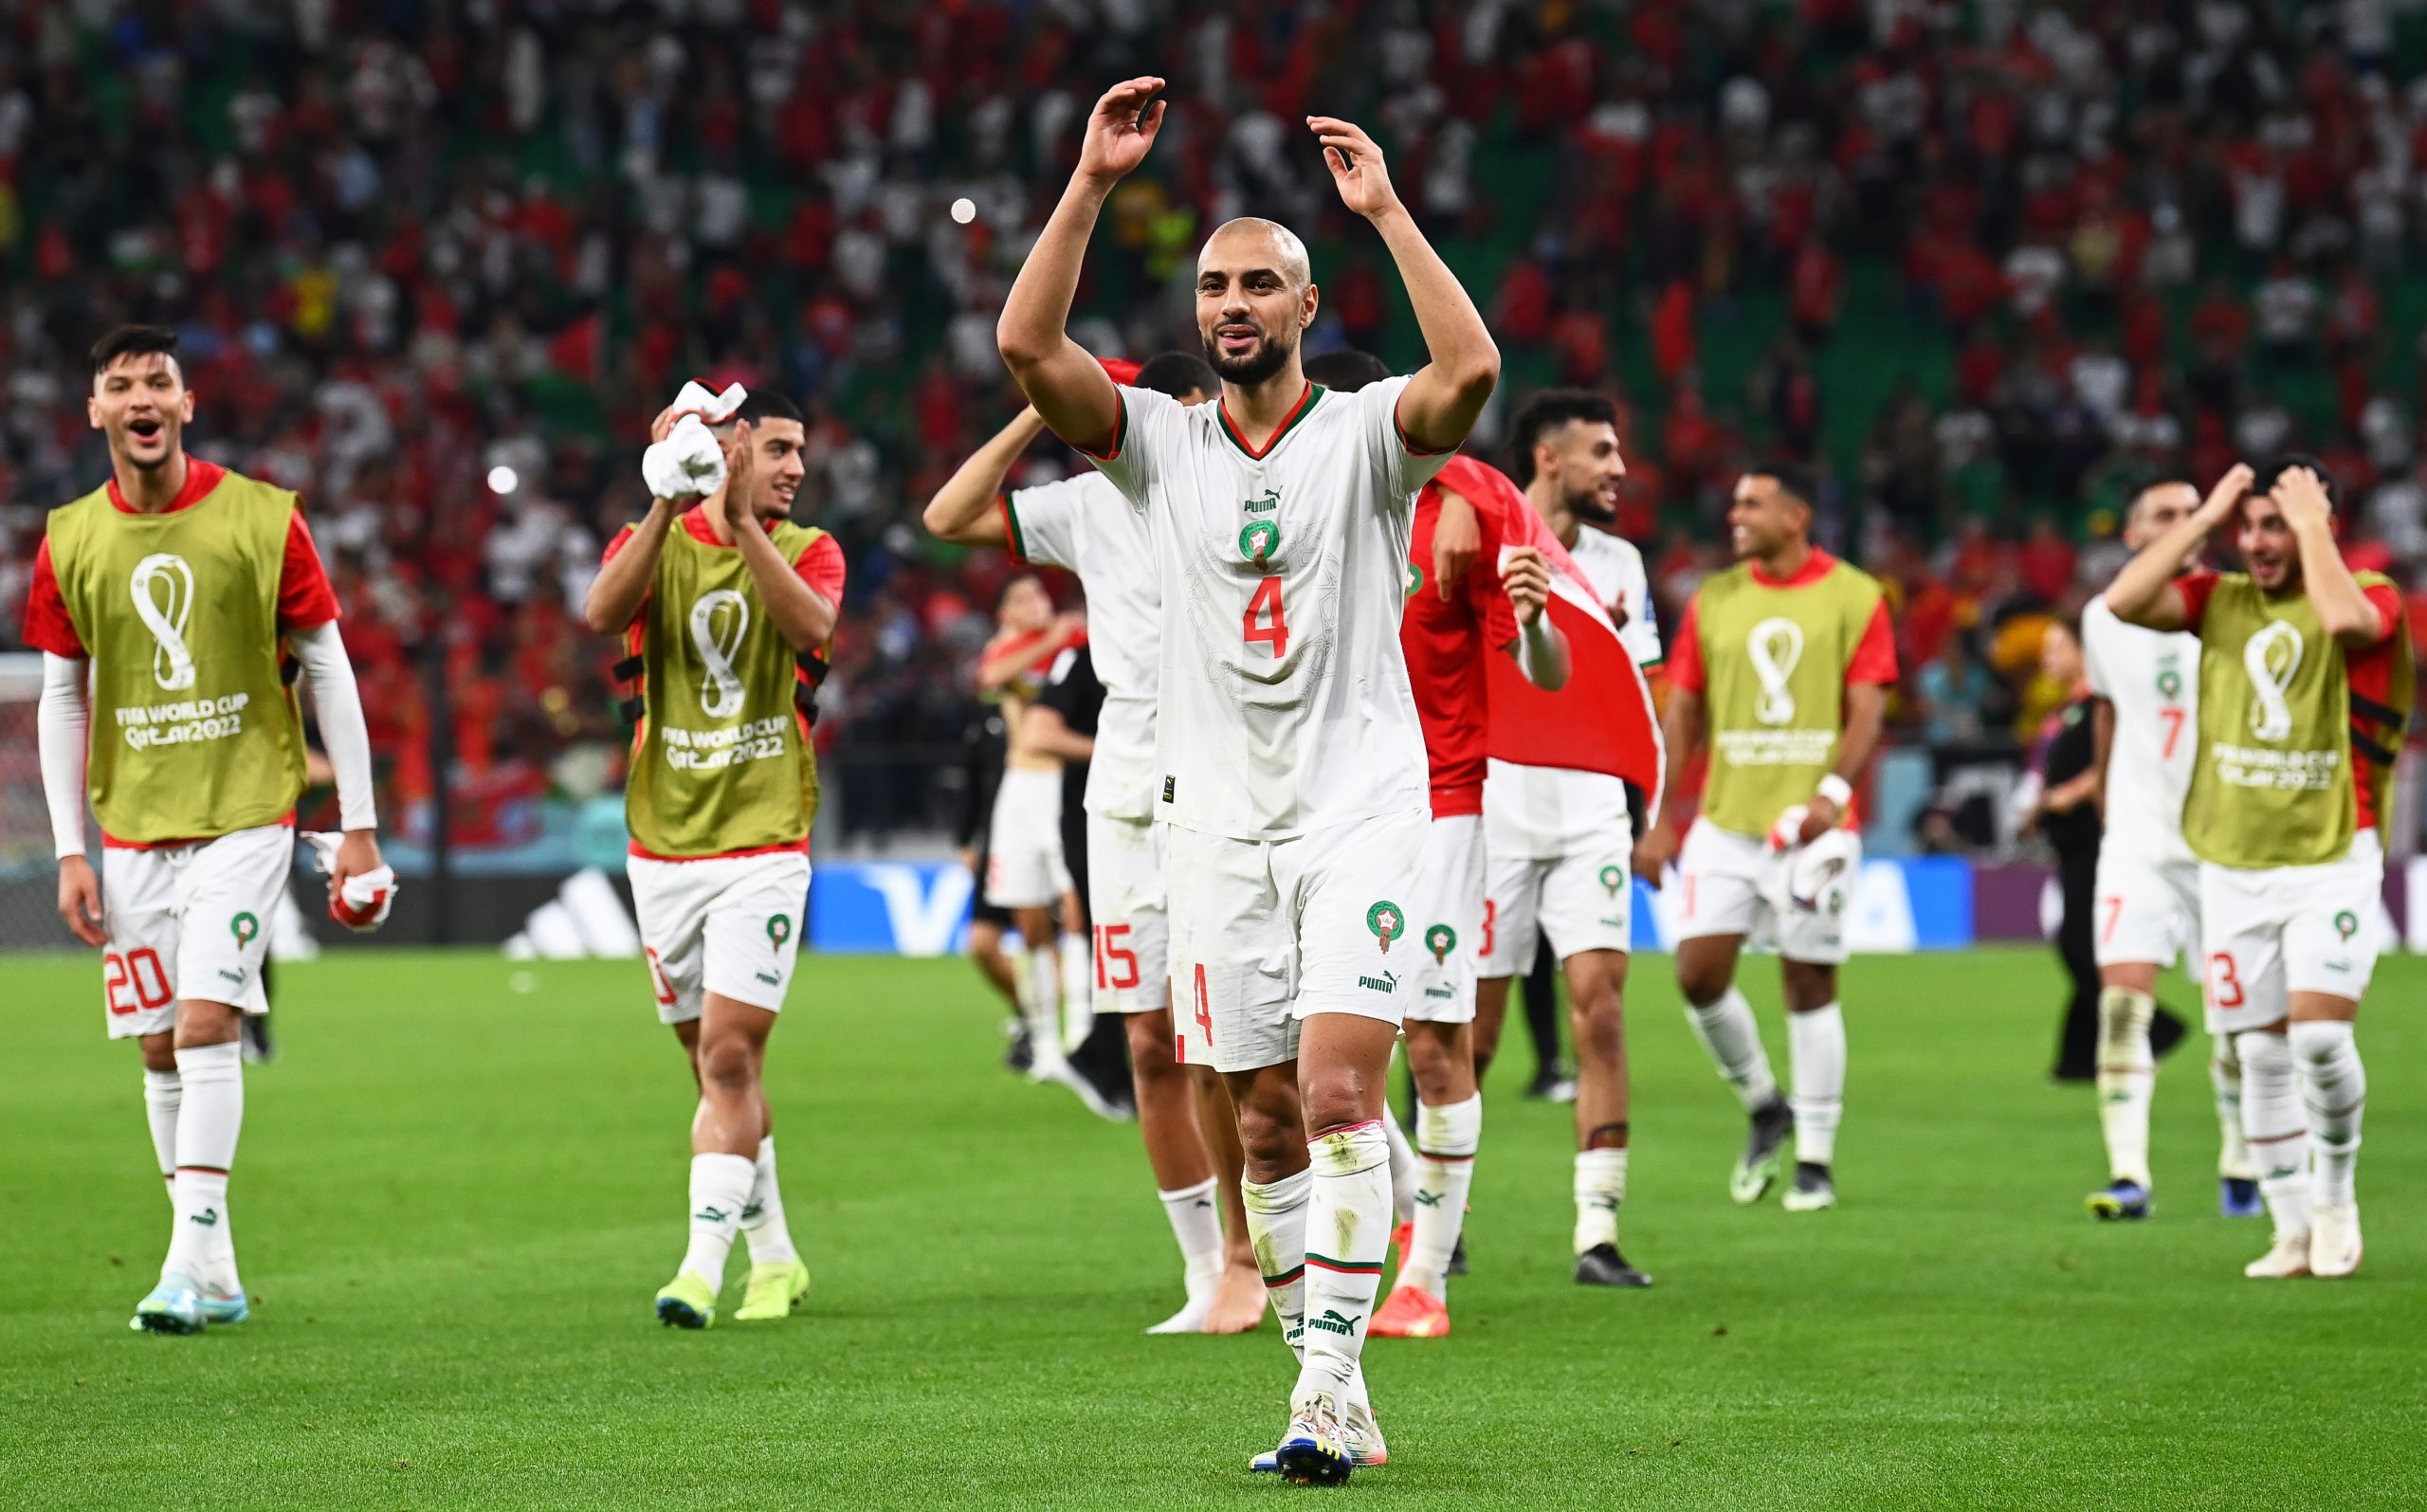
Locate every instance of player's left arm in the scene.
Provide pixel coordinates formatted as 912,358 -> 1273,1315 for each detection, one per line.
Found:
1797,597 -> 1897,842
723,423 -> 840,652
1496,544 -> 1570,691
2278,466 -> 2394,647
1311,117 -> 1498,453
277,513 -> 383,890
1431,484 -> 1481,598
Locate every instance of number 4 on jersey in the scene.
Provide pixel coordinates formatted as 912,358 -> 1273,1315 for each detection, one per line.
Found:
1244,575 -> 1288,657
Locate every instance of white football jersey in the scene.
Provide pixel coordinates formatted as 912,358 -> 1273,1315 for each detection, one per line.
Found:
1485,521 -> 1659,859
2084,592 -> 2198,865
1088,377 -> 1447,839
1004,470 -> 1159,821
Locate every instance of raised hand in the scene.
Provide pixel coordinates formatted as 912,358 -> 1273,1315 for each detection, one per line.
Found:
2273,465 -> 2334,535
1309,117 -> 1402,220
1078,78 -> 1166,186
2197,462 -> 2255,528
721,420 -> 757,534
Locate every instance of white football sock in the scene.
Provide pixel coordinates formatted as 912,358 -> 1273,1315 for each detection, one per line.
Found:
739,1135 -> 798,1266
1402,1096 -> 1480,1301
1158,1176 -> 1227,1297
1686,988 -> 1778,1109
2211,1033 -> 2255,1181
1382,1114 -> 1417,1225
1573,1147 -> 1629,1254
1241,1166 -> 1313,1361
143,1068 -> 181,1193
2094,987 -> 2156,1187
1022,944 -> 1065,1069
2288,1021 -> 2365,1208
166,1042 -> 243,1283
1787,1002 -> 1846,1167
2235,1030 -> 2311,1240
1296,1120 -> 1392,1397
677,1152 -> 757,1287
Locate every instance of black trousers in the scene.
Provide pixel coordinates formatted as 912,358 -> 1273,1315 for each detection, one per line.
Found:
2053,845 -> 2102,1079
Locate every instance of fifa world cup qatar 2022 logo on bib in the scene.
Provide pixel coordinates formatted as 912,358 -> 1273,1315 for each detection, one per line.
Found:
2242,621 -> 2304,741
130,553 -> 198,691
1747,617 -> 1804,725
689,590 -> 752,719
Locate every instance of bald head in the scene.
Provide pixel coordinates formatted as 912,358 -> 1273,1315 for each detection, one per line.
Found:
1195,218 -> 1319,387
1199,218 -> 1312,291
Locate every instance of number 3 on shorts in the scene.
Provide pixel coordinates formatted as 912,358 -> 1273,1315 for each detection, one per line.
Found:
1244,576 -> 1288,657
2206,951 -> 2244,1011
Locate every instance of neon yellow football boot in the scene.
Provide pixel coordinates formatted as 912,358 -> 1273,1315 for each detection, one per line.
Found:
732,1259 -> 810,1321
653,1270 -> 720,1329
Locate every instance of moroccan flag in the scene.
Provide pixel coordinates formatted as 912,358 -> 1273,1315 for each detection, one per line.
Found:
1445,456 -> 1666,810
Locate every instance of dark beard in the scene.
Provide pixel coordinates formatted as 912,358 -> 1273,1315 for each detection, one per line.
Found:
1202,328 -> 1294,386
1566,482 -> 1616,523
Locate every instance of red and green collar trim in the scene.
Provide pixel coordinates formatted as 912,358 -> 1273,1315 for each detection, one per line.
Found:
1218,382 -> 1324,460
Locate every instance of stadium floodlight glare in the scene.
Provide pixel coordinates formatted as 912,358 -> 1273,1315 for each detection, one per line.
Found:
950,197 -> 976,225
487,465 -> 520,495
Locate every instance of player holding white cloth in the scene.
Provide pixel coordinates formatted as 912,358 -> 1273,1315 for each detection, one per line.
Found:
998,77 -> 1499,1484
2078,481 -> 2258,1222
924,352 -> 1268,1336
26,324 -> 387,1335
586,386 -> 843,1327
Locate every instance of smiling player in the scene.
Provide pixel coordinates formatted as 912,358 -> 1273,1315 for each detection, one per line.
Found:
998,78 -> 1499,1483
2108,458 -> 2410,1279
584,386 -> 841,1327
27,324 -> 387,1333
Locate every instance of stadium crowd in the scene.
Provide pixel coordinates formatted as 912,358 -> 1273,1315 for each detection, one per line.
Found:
8,0 -> 2427,847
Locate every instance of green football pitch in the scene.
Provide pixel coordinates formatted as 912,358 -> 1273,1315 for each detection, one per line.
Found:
2,947 -> 2420,1509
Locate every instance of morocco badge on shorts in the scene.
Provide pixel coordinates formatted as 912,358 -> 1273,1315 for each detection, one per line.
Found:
1366,902 -> 1404,956
1424,923 -> 1456,964
766,914 -> 793,949
1598,865 -> 1624,897
230,912 -> 260,947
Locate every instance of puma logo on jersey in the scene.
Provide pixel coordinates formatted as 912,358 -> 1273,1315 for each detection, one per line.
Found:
1244,487 -> 1281,514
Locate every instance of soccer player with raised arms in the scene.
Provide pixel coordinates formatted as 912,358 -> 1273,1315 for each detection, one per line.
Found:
584,385 -> 842,1327
2108,459 -> 2410,1279
2077,479 -> 2259,1222
27,324 -> 388,1333
1635,464 -> 1896,1213
997,78 -> 1498,1483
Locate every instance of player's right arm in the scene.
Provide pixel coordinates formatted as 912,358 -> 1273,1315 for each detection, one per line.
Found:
976,615 -> 1084,696
924,410 -> 1050,546
37,651 -> 104,946
2108,463 -> 2251,630
997,78 -> 1164,454
581,499 -> 676,633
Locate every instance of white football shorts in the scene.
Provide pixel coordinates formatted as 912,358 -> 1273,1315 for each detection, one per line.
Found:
1168,809 -> 1428,1074
984,767 -> 1073,910
1086,811 -> 1170,1013
1480,817 -> 1636,977
1671,819 -> 1859,966
629,849 -> 812,1024
2092,849 -> 2201,970
100,822 -> 294,1037
1402,813 -> 1485,1026
2199,831 -> 2383,1035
